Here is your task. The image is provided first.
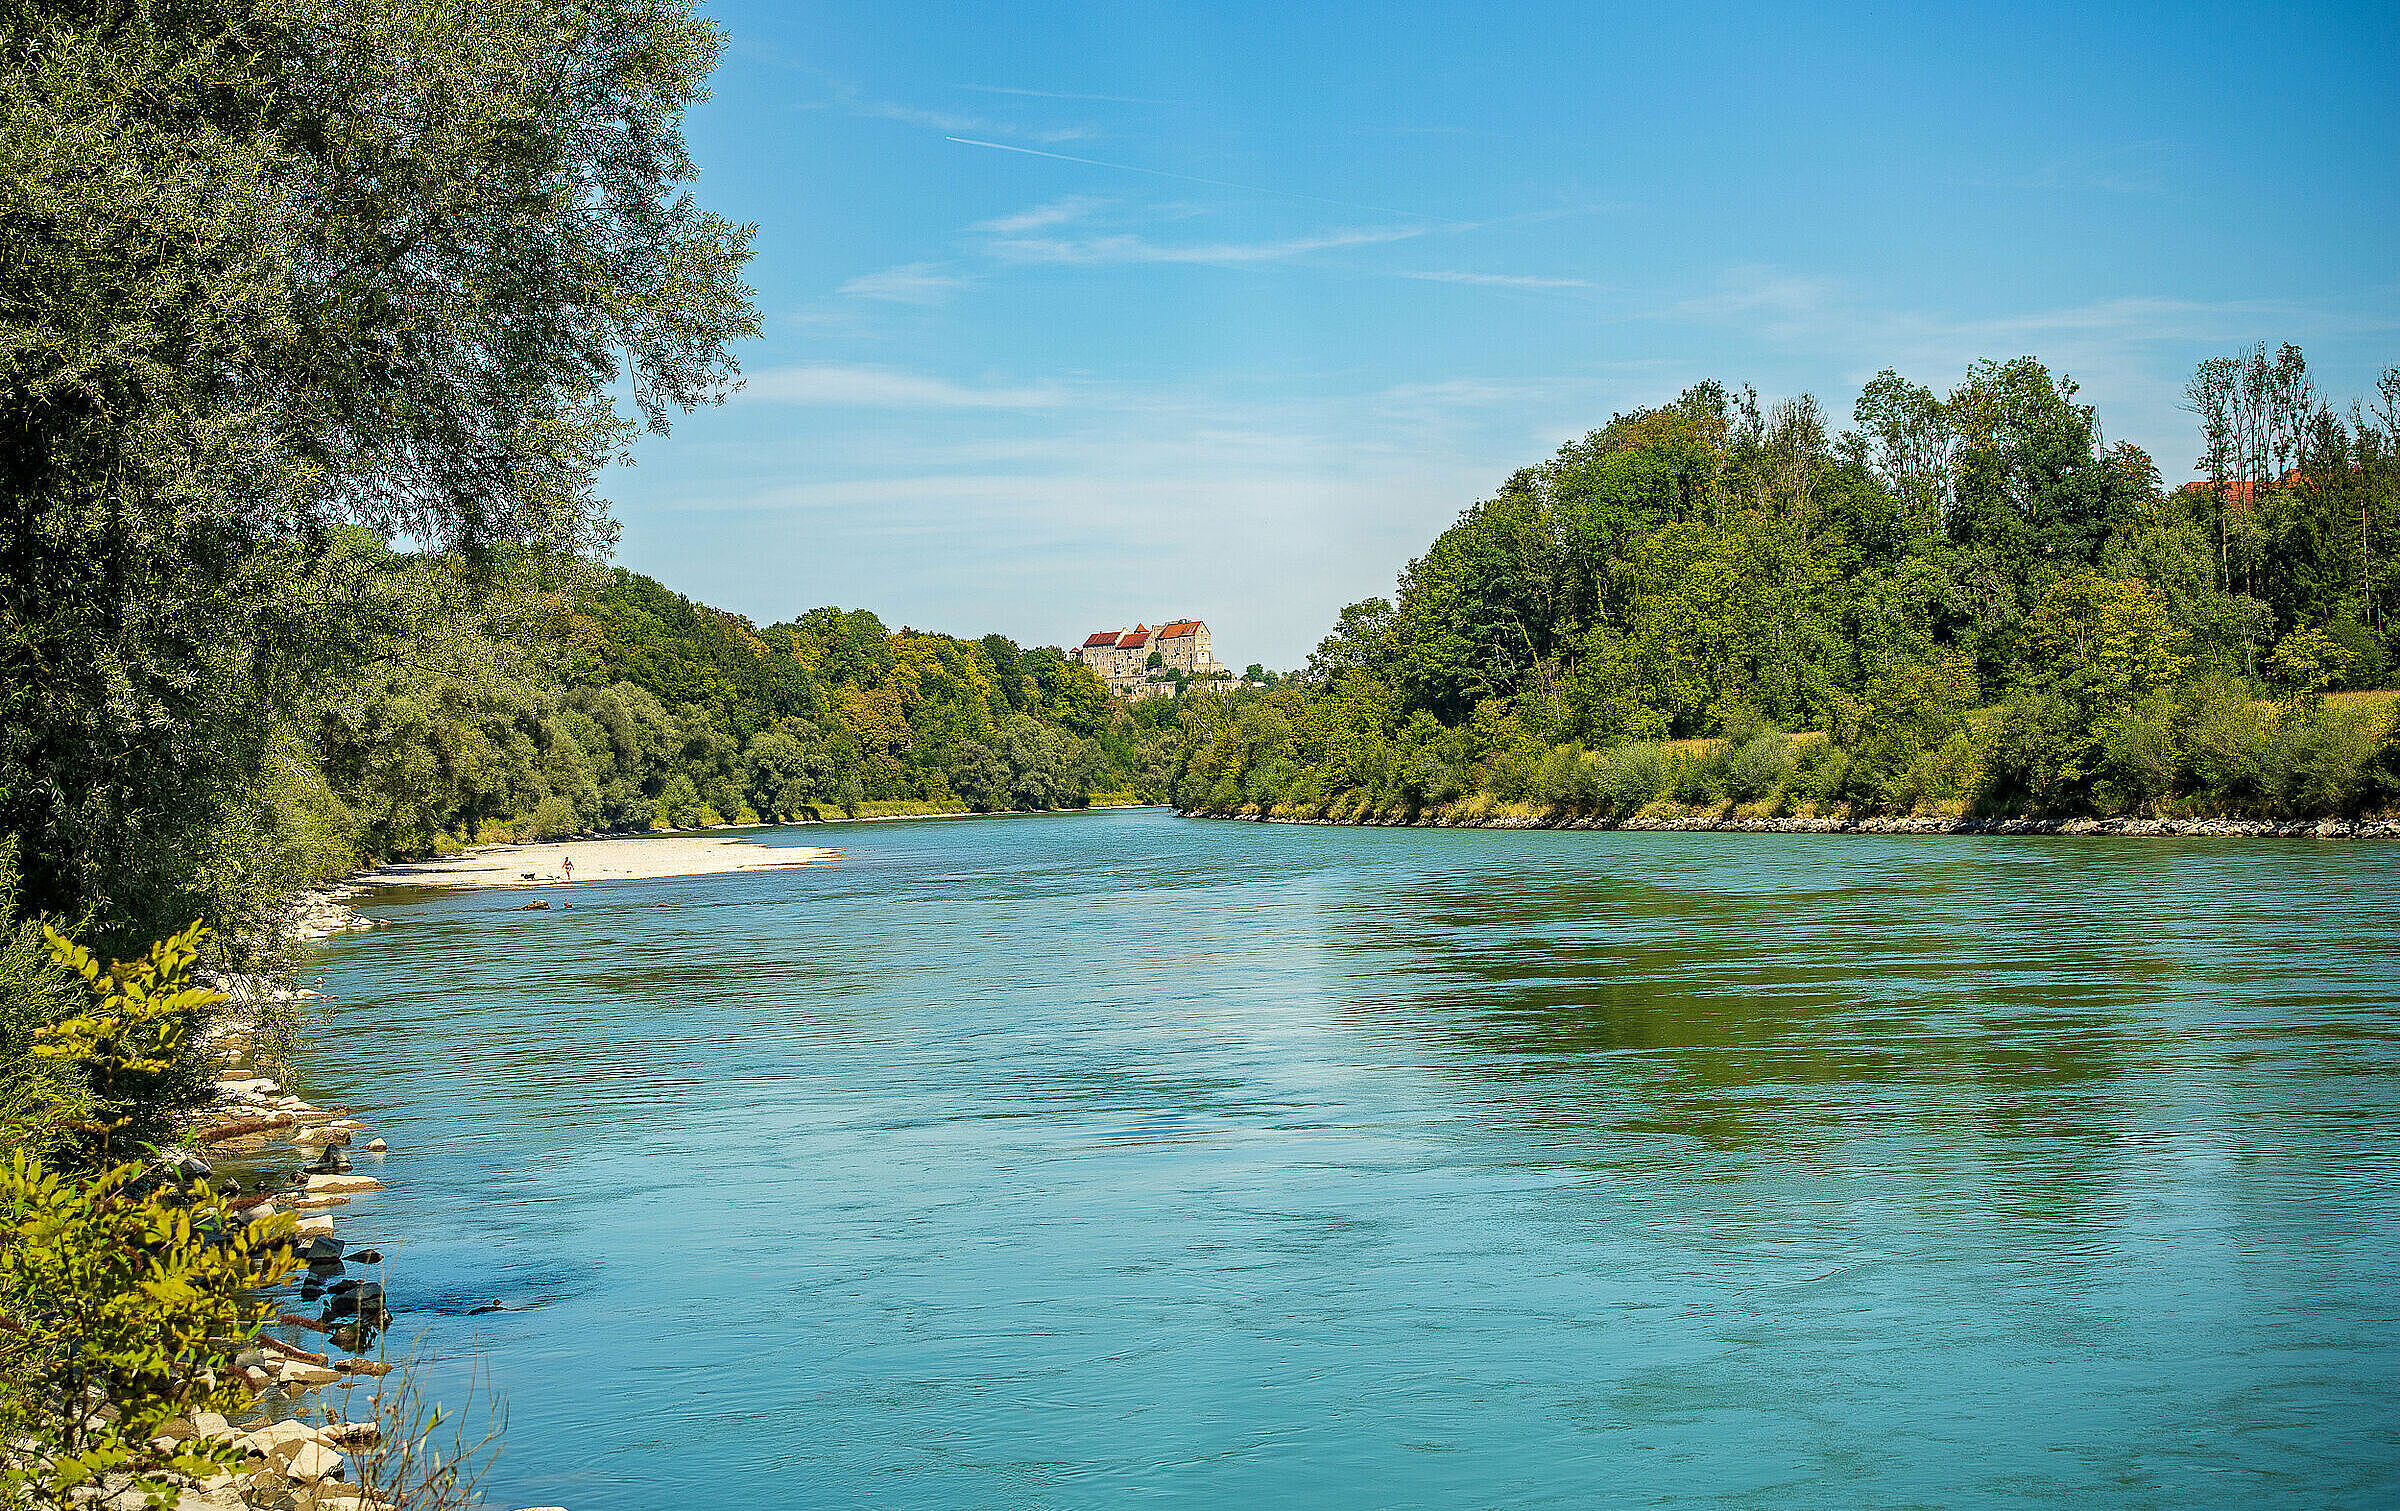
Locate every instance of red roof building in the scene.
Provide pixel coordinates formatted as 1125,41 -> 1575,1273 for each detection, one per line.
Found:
1066,618 -> 1225,698
2177,469 -> 2304,512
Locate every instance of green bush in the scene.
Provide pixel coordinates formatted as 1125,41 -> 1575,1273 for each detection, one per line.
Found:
1670,749 -> 1722,805
1532,747 -> 1591,811
1595,743 -> 1667,817
2179,679 -> 2273,814
2091,693 -> 2181,816
1790,740 -> 1850,808
1975,693 -> 2061,814
1727,730 -> 1795,804
0,859 -> 87,1160
2267,710 -> 2384,818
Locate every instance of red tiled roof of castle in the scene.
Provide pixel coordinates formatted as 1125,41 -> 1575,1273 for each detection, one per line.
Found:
1082,631 -> 1122,648
1119,628 -> 1151,649
2177,469 -> 2304,511
1156,620 -> 1203,639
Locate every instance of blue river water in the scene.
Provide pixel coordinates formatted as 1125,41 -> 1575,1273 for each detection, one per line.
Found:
296,807 -> 2400,1508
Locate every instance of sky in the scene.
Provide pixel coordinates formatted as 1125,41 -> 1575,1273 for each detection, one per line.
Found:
606,0 -> 2399,671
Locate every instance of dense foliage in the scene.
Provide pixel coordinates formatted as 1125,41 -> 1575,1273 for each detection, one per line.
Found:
1166,350 -> 2400,824
0,0 -> 758,959
0,909 -> 299,1509
303,550 -> 1163,865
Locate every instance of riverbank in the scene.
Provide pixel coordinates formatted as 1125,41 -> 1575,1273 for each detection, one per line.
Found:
1186,808 -> 2400,838
150,1012 -> 404,1506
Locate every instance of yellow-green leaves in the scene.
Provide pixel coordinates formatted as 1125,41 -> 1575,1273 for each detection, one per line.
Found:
2264,625 -> 2356,719
34,921 -> 222,1161
0,1149 -> 297,1510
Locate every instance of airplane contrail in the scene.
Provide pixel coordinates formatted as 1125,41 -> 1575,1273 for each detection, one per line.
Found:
945,136 -> 1437,222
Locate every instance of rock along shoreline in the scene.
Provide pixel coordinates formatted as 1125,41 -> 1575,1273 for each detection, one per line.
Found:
171,902 -> 403,1511
158,887 -> 557,1511
1185,809 -> 2400,839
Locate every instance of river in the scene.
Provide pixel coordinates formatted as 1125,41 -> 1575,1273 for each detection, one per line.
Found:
303,807 -> 2399,1508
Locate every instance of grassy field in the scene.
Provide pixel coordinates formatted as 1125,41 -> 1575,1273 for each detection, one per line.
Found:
2322,689 -> 2399,731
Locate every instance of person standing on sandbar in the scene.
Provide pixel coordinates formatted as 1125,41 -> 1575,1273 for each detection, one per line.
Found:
562,855 -> 574,883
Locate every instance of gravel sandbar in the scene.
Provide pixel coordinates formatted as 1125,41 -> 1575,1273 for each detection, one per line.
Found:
350,833 -> 834,890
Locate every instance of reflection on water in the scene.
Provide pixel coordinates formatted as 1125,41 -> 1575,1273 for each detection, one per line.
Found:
307,810 -> 2400,1509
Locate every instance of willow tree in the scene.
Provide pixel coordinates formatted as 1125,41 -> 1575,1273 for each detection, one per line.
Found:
0,0 -> 757,951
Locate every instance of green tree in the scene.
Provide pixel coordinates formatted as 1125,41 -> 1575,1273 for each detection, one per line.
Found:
0,0 -> 758,955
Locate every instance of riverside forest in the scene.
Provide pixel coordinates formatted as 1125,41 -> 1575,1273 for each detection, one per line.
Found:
0,0 -> 2395,1508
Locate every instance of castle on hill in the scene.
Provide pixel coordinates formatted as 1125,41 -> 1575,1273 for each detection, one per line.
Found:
1070,620 -> 1225,698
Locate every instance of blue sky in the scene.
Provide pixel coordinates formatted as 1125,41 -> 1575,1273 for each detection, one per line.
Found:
610,0 -> 2398,670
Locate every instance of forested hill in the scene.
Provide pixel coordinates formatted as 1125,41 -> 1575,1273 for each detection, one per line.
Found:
1169,350 -> 2400,825
315,557 -> 1177,865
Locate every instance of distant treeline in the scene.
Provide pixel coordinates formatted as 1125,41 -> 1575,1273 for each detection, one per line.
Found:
222,536 -> 1183,922
339,553 -> 1178,851
1165,347 -> 2400,826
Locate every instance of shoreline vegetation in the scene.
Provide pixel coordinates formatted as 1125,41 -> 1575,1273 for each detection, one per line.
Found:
1157,353 -> 2400,835
1189,806 -> 2400,839
0,889 -> 476,1510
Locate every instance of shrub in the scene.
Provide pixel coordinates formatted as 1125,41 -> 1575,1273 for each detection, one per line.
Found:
1595,743 -> 1667,817
0,1154 -> 298,1509
521,794 -> 583,841
0,858 -> 86,1159
2092,693 -> 2180,816
2179,678 -> 2272,814
1532,747 -> 1588,811
2268,709 -> 2384,817
1727,730 -> 1795,804
0,920 -> 300,1508
1670,749 -> 1722,805
35,924 -> 221,1165
655,772 -> 707,829
1483,745 -> 1541,804
1974,691 -> 2082,815
1790,740 -> 1849,809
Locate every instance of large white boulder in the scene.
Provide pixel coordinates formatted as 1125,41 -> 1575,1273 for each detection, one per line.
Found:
285,1441 -> 344,1483
234,1419 -> 321,1464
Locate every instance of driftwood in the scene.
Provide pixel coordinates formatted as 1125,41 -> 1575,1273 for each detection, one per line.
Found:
323,1423 -> 382,1447
275,1313 -> 331,1335
191,1115 -> 295,1144
226,1192 -> 277,1213
257,1334 -> 329,1364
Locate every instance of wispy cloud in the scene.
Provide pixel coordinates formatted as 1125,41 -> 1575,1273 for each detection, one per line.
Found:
956,84 -> 1175,105
945,137 -> 1436,221
1403,270 -> 1593,290
825,83 -> 1093,146
1377,379 -> 1571,407
985,226 -> 1424,268
739,365 -> 1060,409
837,262 -> 974,305
1956,140 -> 2182,197
1670,265 -> 1837,323
858,99 -> 1091,144
969,197 -> 1106,235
